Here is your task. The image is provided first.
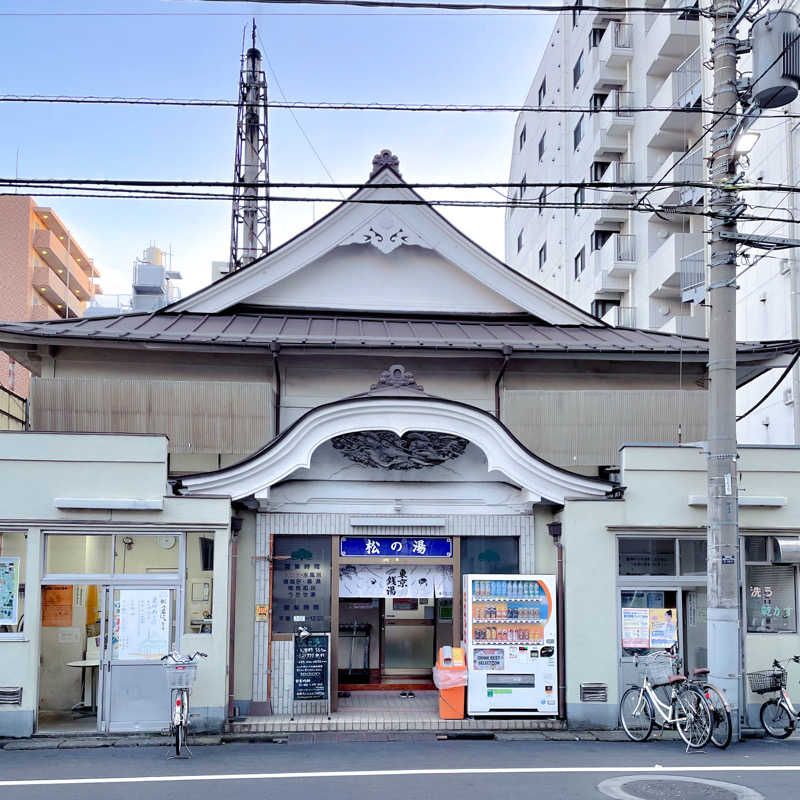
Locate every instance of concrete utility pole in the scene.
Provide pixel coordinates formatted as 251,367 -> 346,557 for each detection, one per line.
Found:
707,0 -> 742,737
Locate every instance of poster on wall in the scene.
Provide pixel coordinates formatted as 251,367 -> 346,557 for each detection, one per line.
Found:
621,608 -> 650,648
339,565 -> 454,599
649,608 -> 678,648
41,585 -> 73,627
114,589 -> 171,659
0,557 -> 20,625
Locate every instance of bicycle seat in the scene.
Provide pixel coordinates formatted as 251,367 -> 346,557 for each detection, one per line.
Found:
668,674 -> 687,684
693,668 -> 710,677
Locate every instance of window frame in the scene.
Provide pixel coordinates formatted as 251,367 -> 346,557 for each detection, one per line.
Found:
744,535 -> 799,634
538,242 -> 547,271
573,51 -> 584,88
573,114 -> 584,150
538,131 -> 546,161
574,246 -> 586,278
519,124 -> 527,151
0,530 -> 27,640
572,0 -> 583,27
538,77 -> 546,106
517,229 -> 524,254
574,185 -> 585,214
538,187 -> 547,215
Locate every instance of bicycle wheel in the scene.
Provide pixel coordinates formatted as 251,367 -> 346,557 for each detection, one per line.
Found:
702,684 -> 732,749
675,686 -> 712,748
760,699 -> 794,739
620,686 -> 654,742
175,722 -> 184,756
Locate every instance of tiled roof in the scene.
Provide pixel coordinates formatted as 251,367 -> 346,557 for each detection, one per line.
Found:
0,312 -> 795,356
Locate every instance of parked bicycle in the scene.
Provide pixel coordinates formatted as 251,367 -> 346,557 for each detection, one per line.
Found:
161,650 -> 207,758
620,648 -> 712,749
668,648 -> 732,749
748,655 -> 800,739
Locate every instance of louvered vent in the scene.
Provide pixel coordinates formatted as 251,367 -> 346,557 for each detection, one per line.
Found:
0,687 -> 22,705
580,683 -> 608,702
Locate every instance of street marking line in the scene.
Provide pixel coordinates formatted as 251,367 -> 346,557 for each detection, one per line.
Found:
3,765 -> 800,787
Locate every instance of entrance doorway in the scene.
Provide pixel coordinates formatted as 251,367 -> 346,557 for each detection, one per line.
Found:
338,596 -> 452,689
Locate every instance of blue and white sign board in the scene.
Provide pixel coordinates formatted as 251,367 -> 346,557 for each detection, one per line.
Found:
340,537 -> 452,558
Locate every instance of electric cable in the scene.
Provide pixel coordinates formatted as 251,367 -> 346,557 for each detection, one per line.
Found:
737,350 -> 800,421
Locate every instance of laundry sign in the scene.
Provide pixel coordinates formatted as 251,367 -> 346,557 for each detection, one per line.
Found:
339,564 -> 453,598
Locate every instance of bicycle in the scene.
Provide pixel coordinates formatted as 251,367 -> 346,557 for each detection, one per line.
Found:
161,650 -> 207,758
748,655 -> 800,739
619,649 -> 712,750
668,648 -> 732,749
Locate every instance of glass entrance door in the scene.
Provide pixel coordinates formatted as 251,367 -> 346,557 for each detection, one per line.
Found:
98,586 -> 178,733
383,598 -> 435,676
682,587 -> 708,674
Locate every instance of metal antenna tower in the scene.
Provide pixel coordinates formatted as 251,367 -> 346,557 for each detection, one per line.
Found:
229,19 -> 270,272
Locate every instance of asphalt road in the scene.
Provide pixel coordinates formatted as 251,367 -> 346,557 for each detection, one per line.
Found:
2,737 -> 800,800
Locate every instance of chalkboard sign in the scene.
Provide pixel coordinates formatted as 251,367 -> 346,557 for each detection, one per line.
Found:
293,633 -> 329,702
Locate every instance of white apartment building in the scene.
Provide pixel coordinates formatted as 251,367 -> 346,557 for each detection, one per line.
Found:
507,3 -> 800,445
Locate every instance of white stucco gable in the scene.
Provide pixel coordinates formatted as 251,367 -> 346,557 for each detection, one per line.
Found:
169,152 -> 601,325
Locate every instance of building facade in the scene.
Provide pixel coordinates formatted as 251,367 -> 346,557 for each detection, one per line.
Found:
0,196 -> 101,397
505,5 -> 800,446
0,152 -> 797,736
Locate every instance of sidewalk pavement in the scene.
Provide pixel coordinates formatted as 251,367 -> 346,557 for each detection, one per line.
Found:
0,728 -> 707,750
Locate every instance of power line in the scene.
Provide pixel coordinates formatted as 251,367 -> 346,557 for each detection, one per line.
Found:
6,94 -> 800,119
198,0 -> 708,14
5,177 -> 800,193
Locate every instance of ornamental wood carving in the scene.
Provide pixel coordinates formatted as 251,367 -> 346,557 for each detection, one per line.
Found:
331,430 -> 468,470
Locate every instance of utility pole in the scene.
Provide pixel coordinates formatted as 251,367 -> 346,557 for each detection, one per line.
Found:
707,0 -> 741,737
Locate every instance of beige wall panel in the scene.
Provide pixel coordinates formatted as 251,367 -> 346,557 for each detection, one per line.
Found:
504,389 -> 707,467
31,377 -> 273,454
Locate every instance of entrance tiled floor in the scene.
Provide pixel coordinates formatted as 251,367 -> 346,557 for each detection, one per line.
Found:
229,690 -> 565,734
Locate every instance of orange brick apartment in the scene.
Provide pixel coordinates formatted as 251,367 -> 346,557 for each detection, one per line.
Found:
0,196 -> 101,396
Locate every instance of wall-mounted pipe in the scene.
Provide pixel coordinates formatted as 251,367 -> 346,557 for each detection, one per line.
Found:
227,516 -> 243,721
493,345 -> 513,420
547,521 -> 566,722
270,342 -> 281,435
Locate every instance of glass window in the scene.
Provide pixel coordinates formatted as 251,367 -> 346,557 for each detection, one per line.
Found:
573,246 -> 586,278
520,173 -> 527,196
461,537 -> 519,575
574,186 -> 585,214
186,533 -> 215,633
573,114 -> 584,149
538,243 -> 547,270
618,538 -> 676,576
0,532 -> 26,633
45,534 -> 113,575
573,52 -> 584,87
679,539 -> 707,576
620,589 -> 677,656
572,0 -> 582,27
114,534 -> 179,575
746,564 -> 797,633
517,229 -> 524,253
272,535 -> 331,634
538,132 -> 546,161
519,124 -> 526,151
746,536 -> 769,562
538,187 -> 546,215
538,77 -> 546,106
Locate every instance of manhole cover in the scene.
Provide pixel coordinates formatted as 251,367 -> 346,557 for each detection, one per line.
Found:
598,776 -> 764,800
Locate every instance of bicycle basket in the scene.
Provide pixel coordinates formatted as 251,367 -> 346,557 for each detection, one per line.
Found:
640,653 -> 674,687
747,668 -> 786,694
164,661 -> 198,690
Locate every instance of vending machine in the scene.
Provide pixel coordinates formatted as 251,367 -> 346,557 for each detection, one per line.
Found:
463,574 -> 558,716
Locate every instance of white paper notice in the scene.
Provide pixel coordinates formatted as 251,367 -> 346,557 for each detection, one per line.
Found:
115,589 -> 171,659
621,608 -> 650,648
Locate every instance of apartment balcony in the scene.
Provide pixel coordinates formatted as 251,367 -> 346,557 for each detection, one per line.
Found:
32,228 -> 92,302
597,160 -> 636,203
32,266 -> 82,318
601,305 -> 636,327
30,304 -> 62,322
590,23 -> 632,88
592,262 -> 629,295
647,149 -> 705,207
646,49 -> 703,150
648,232 -> 704,299
596,233 -> 637,279
34,206 -> 98,277
680,248 -> 705,303
587,0 -> 627,30
646,0 -> 700,77
592,90 -> 635,156
650,310 -> 706,337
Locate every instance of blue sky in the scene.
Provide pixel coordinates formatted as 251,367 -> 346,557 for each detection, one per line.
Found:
1,1 -> 555,296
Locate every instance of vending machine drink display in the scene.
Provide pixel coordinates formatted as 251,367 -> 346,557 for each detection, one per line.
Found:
463,574 -> 558,716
